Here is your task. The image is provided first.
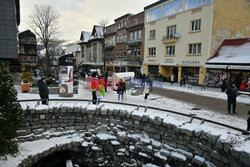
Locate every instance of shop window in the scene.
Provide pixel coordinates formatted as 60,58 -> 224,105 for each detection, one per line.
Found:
188,43 -> 201,55
167,25 -> 176,39
191,19 -> 201,32
150,30 -> 156,39
166,46 -> 175,56
148,47 -> 156,56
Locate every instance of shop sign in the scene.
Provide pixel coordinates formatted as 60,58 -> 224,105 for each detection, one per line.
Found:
164,58 -> 174,64
181,60 -> 200,65
148,59 -> 158,62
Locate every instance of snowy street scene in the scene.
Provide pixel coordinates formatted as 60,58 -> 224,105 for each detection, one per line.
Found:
0,0 -> 250,167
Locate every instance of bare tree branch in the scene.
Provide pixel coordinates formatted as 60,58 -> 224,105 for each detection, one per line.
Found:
98,18 -> 110,27
28,4 -> 60,69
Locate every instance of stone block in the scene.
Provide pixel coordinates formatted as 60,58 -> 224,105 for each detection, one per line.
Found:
100,106 -> 108,115
192,155 -> 205,166
113,108 -> 120,116
240,151 -> 250,167
119,109 -> 126,117
153,116 -> 162,125
171,152 -> 186,161
33,128 -> 45,134
86,105 -> 96,114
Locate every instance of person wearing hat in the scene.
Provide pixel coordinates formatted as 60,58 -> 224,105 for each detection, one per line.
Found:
37,77 -> 49,105
226,82 -> 238,114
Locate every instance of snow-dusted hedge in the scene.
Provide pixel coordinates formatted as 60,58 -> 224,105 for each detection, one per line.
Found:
2,103 -> 249,167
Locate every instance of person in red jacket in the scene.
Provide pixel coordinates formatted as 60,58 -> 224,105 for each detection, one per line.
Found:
99,75 -> 106,92
91,72 -> 101,104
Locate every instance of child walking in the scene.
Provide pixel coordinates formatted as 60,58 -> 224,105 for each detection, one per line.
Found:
97,80 -> 105,104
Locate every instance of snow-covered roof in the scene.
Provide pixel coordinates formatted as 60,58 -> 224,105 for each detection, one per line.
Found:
207,38 -> 250,65
80,31 -> 91,43
91,25 -> 104,39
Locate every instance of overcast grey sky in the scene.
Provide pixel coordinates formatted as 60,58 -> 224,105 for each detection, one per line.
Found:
20,0 -> 156,40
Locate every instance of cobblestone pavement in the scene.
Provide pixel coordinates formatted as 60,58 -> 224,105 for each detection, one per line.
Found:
151,88 -> 250,118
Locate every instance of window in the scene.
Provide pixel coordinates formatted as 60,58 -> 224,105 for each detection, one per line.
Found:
124,21 -> 126,27
166,46 -> 175,55
134,48 -> 137,57
146,6 -> 162,22
191,19 -> 201,32
116,51 -> 119,57
124,50 -> 126,57
116,36 -> 119,43
134,19 -> 138,24
185,0 -> 212,10
124,34 -> 127,42
138,30 -> 142,39
121,22 -> 124,28
134,31 -> 137,40
188,43 -> 201,55
118,24 -> 120,29
120,51 -> 123,57
148,47 -> 156,56
163,0 -> 183,17
150,30 -> 156,39
137,48 -> 141,57
130,32 -> 133,41
167,25 -> 176,39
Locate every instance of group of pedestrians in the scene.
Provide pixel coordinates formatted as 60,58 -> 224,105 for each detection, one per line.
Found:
91,72 -> 106,104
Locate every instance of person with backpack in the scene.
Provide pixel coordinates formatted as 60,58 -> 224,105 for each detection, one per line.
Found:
226,82 -> 238,114
116,79 -> 126,101
97,80 -> 105,104
91,72 -> 101,104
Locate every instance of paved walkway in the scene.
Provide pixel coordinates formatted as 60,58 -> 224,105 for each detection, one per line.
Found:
151,87 -> 250,118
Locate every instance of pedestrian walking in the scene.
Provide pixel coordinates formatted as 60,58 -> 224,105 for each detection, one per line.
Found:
247,110 -> 250,131
97,80 -> 105,104
116,79 -> 126,101
201,76 -> 207,91
37,77 -> 49,105
170,74 -> 174,85
226,82 -> 238,114
183,75 -> 186,86
144,82 -> 150,102
91,72 -> 101,104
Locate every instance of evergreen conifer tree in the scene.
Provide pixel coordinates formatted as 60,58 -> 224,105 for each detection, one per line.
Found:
0,62 -> 23,156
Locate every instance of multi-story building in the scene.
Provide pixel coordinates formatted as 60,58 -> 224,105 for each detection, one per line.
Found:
104,24 -> 116,75
18,30 -> 38,72
0,0 -> 20,71
113,13 -> 134,72
78,25 -> 104,72
143,0 -> 250,85
126,11 -> 145,77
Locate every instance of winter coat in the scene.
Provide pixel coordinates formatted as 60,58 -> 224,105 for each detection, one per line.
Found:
37,80 -> 49,97
226,86 -> 238,100
144,84 -> 150,94
91,78 -> 101,92
97,84 -> 105,97
247,116 -> 250,131
117,81 -> 125,94
100,78 -> 106,87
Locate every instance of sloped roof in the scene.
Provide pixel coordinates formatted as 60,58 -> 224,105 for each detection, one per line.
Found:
80,31 -> 91,43
206,38 -> 250,65
91,25 -> 104,39
19,30 -> 36,38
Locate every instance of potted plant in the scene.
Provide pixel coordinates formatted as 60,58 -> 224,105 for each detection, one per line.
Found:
21,72 -> 33,92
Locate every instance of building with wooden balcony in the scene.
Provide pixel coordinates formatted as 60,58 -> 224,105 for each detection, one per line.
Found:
143,0 -> 250,85
18,30 -> 38,73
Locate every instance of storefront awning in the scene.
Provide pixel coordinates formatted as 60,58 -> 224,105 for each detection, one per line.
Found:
228,65 -> 250,70
203,64 -> 228,69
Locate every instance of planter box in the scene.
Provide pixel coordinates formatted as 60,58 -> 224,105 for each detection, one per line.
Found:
21,83 -> 30,93
30,86 -> 78,94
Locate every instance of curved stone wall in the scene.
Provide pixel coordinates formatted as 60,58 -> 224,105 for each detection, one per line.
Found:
12,103 -> 250,167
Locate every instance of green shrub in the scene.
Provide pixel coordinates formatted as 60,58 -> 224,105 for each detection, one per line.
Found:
21,72 -> 33,83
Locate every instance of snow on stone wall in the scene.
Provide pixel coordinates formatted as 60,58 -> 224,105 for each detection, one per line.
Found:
1,103 -> 249,167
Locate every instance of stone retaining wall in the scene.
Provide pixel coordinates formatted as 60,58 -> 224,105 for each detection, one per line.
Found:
29,86 -> 79,94
16,104 -> 250,167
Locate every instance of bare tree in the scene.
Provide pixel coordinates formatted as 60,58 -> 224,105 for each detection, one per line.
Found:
98,18 -> 110,73
28,4 -> 60,70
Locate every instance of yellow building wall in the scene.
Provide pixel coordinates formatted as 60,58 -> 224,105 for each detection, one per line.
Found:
211,0 -> 250,56
198,67 -> 207,85
159,66 -> 172,78
143,65 -> 149,75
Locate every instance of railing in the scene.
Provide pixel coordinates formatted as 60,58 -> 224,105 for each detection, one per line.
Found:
18,99 -> 249,135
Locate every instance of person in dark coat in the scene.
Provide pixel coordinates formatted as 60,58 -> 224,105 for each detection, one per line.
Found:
221,78 -> 227,92
37,78 -> 49,105
226,82 -> 238,114
116,79 -> 126,101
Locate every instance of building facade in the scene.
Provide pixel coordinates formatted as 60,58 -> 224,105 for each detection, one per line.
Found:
104,24 -> 116,75
143,0 -> 250,85
0,0 -> 20,71
126,11 -> 145,77
18,30 -> 38,72
78,26 -> 104,72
